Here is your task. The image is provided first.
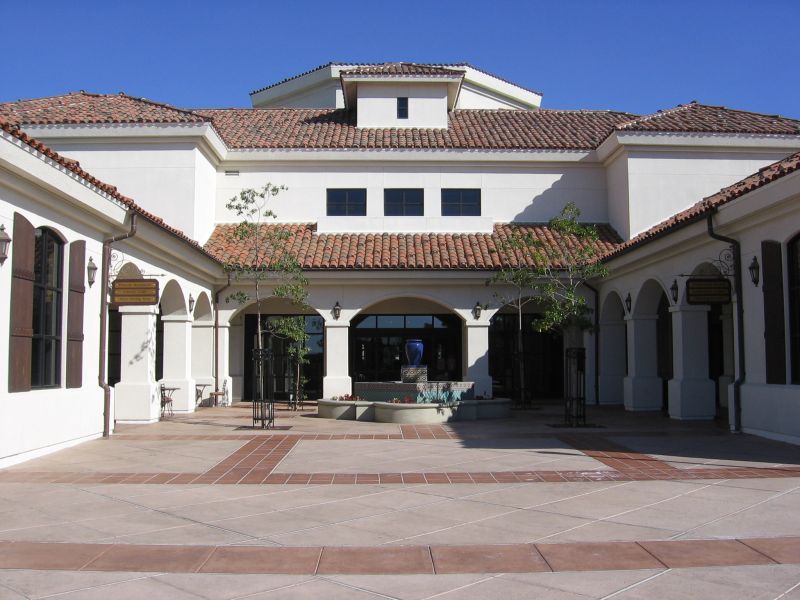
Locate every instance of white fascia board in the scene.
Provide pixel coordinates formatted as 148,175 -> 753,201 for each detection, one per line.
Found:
461,67 -> 542,109
23,123 -> 226,164
305,270 -> 496,284
712,171 -> 800,233
223,148 -> 594,164
250,65 -> 335,107
0,132 -> 129,230
597,130 -> 800,161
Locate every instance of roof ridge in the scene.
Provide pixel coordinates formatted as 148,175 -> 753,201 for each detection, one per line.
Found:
615,102 -> 697,129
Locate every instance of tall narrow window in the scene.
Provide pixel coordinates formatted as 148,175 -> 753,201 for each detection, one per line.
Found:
384,189 -> 423,216
397,97 -> 408,119
442,189 -> 481,216
327,189 -> 367,216
762,241 -> 786,384
32,228 -> 64,387
789,234 -> 800,383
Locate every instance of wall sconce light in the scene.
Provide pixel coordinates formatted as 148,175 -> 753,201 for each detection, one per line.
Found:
670,279 -> 679,303
333,301 -> 342,320
0,224 -> 10,265
86,257 -> 98,287
748,256 -> 760,287
188,294 -> 195,313
624,293 -> 632,313
472,301 -> 483,320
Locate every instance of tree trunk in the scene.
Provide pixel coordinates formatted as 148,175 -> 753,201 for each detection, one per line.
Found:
517,306 -> 526,407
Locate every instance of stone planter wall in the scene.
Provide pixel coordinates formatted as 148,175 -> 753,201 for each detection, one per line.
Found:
318,397 -> 512,424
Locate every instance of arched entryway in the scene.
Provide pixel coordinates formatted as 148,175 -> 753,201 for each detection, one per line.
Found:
624,279 -> 672,412
191,292 -> 215,406
350,297 -> 463,383
488,302 -> 563,405
598,291 -> 626,404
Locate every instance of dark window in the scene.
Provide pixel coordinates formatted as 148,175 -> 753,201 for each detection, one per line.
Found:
763,241 -> 787,384
384,189 -> 424,216
789,234 -> 800,383
441,189 -> 481,216
327,189 -> 366,216
397,97 -> 408,119
32,228 -> 63,388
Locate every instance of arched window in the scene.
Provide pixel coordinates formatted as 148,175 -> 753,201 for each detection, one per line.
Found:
789,234 -> 800,384
32,228 -> 64,387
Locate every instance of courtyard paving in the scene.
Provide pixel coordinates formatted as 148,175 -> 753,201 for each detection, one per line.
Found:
0,404 -> 799,598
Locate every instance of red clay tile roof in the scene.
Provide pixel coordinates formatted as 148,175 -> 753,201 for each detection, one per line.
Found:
0,92 -> 208,126
603,150 -> 800,261
614,102 -> 800,136
194,108 -> 635,150
205,223 -> 622,270
340,63 -> 465,77
0,118 -> 220,264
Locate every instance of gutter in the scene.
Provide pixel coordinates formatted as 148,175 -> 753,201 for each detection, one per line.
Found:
582,282 -> 601,406
99,212 -> 137,438
213,274 -> 232,396
706,212 -> 744,432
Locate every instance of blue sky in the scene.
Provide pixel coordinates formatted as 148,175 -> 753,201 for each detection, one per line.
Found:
3,0 -> 798,117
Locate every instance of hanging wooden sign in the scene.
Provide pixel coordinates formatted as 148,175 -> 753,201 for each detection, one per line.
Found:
686,277 -> 731,305
111,278 -> 160,306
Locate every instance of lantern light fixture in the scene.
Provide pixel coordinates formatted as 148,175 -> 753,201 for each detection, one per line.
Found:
188,293 -> 195,313
625,293 -> 632,313
333,301 -> 342,320
86,257 -> 98,287
670,279 -> 679,303
0,224 -> 10,265
748,256 -> 760,287
472,301 -> 483,320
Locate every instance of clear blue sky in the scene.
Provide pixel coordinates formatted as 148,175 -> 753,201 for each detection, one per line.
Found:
3,0 -> 798,118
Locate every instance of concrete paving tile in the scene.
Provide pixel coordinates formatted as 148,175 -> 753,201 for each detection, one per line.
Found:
84,544 -> 214,573
418,573 -> 589,599
243,578 -> 385,599
0,521 -> 109,543
344,508 -> 465,541
501,569 -> 665,598
267,522 -> 399,547
0,541 -> 110,570
477,509 -> 592,540
209,512 -> 330,538
640,539 -> 775,568
104,523 -> 255,546
153,573 -> 314,600
46,575 -> 205,599
536,519 -> 679,543
200,546 -> 321,574
324,574 -> 492,600
0,569 -> 159,599
536,541 -> 665,572
317,545 -> 433,575
431,543 -> 550,573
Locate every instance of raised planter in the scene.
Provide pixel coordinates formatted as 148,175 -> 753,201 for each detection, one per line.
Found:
374,401 -> 455,424
317,399 -> 375,421
476,397 -> 512,419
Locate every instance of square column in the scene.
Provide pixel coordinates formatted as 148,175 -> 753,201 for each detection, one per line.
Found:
623,315 -> 662,411
599,320 -> 626,404
323,320 -> 351,398
718,306 -> 735,409
191,322 -> 215,405
668,305 -> 716,420
161,315 -> 195,413
114,305 -> 159,423
215,322 -> 232,406
465,322 -> 492,398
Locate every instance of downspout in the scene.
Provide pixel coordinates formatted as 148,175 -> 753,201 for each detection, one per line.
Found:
99,212 -> 137,438
583,282 -> 601,405
706,212 -> 744,432
213,274 -> 232,395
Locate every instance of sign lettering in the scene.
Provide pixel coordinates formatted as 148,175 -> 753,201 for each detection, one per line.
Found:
686,277 -> 731,305
111,278 -> 160,306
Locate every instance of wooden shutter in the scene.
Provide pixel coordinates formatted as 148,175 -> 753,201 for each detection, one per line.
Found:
762,241 -> 786,384
8,213 -> 35,392
66,240 -> 86,388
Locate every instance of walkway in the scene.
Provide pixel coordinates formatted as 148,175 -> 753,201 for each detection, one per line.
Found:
1,405 -> 799,598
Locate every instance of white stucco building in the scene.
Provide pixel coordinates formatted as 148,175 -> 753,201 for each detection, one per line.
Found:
1,61 -> 799,465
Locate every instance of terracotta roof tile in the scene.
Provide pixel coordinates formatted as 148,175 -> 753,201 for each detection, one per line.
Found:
340,63 -> 465,77
193,108 -> 635,150
0,92 -> 207,126
604,150 -> 800,260
614,102 -> 800,136
204,223 -> 622,270
0,118 -> 219,263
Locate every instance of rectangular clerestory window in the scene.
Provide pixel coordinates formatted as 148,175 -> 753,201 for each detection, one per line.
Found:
327,189 -> 367,216
397,97 -> 409,119
441,189 -> 481,216
384,189 -> 424,216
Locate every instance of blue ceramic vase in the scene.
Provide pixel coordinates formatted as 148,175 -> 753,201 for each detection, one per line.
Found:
405,339 -> 424,367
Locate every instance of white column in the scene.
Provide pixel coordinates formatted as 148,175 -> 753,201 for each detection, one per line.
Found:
623,315 -> 662,411
323,320 -> 351,398
599,320 -> 626,404
160,315 -> 195,413
114,305 -> 159,423
668,305 -> 716,419
215,322 -> 232,405
464,322 -> 492,398
191,321 -> 215,405
719,305 -> 735,409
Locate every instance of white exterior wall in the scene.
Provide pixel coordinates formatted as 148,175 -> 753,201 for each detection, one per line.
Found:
605,152 -> 631,240
0,183 -> 105,467
356,83 -> 449,129
457,83 -> 531,110
216,162 -> 609,230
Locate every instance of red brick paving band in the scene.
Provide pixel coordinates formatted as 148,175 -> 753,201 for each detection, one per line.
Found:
0,537 -> 797,575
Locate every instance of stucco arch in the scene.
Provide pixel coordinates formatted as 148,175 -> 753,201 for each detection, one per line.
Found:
192,291 -> 213,322
116,262 -> 143,279
160,280 -> 187,317
227,295 -> 323,324
599,291 -> 626,405
352,292 -> 466,322
633,278 -> 669,317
